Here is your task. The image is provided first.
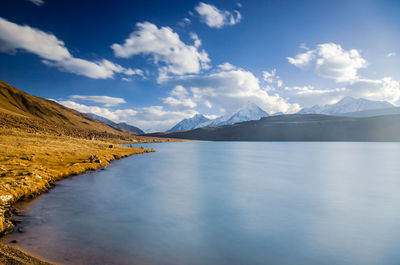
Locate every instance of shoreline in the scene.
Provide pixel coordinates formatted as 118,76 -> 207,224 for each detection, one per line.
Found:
0,153 -> 149,265
0,129 -> 163,264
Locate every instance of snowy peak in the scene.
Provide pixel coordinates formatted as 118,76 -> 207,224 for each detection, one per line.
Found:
298,97 -> 394,115
167,114 -> 210,132
168,102 -> 269,132
221,102 -> 269,125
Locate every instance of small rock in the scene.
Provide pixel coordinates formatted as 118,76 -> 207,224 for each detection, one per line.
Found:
88,155 -> 100,163
10,240 -> 17,244
17,227 -> 25,233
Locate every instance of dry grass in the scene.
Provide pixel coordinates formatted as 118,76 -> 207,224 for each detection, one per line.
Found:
0,128 -> 155,234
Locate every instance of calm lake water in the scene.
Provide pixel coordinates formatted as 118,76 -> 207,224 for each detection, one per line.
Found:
3,142 -> 400,265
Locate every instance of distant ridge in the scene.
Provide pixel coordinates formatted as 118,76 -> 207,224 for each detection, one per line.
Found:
0,80 -> 133,139
148,114 -> 400,142
86,113 -> 144,134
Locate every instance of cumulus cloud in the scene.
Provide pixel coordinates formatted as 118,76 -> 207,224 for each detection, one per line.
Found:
218,62 -> 236,71
111,22 -> 210,80
195,2 -> 241,28
162,85 -> 197,109
287,50 -> 315,68
59,100 -> 197,132
26,0 -> 44,6
165,67 -> 300,115
69,95 -> 127,107
287,43 -> 367,83
0,17 -> 133,79
347,77 -> 400,105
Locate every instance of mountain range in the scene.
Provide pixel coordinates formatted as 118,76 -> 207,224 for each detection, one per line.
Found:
168,97 -> 397,133
86,113 -> 144,134
168,102 -> 269,132
148,114 -> 400,142
298,96 -> 394,115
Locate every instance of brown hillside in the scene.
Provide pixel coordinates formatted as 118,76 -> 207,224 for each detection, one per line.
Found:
0,80 -> 130,139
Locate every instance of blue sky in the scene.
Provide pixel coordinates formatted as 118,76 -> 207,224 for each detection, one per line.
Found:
1,0 -> 400,131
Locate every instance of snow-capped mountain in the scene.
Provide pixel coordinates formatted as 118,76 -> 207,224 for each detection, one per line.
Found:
216,102 -> 269,126
167,114 -> 210,132
167,102 -> 269,132
298,96 -> 394,115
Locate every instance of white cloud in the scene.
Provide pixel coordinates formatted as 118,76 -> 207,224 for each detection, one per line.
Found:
287,50 -> 315,68
69,95 -> 127,107
190,32 -> 202,48
287,43 -> 367,83
0,17 -> 132,79
281,86 -> 347,107
263,69 -> 283,88
26,0 -> 44,6
42,58 -> 127,79
58,100 -> 196,132
347,77 -> 400,105
162,96 -> 197,109
58,100 -> 136,122
162,85 -> 197,109
299,43 -> 309,50
195,2 -> 241,28
218,62 -> 236,71
124,68 -> 145,77
280,77 -> 400,107
170,85 -> 189,98
166,67 -> 300,114
387,52 -> 396,57
111,22 -> 210,80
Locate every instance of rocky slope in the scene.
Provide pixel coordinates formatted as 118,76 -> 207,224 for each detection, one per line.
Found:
0,80 -> 133,139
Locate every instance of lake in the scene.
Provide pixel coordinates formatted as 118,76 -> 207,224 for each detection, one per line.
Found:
3,142 -> 400,265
